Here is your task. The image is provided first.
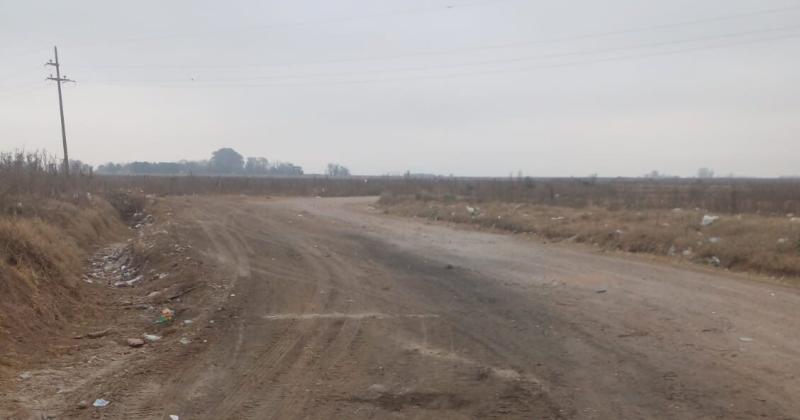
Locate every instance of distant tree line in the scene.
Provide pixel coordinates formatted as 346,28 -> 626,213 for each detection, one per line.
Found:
97,148 -> 304,176
326,163 -> 350,177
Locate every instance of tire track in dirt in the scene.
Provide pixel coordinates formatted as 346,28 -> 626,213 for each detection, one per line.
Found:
173,197 -> 566,419
49,195 -> 800,419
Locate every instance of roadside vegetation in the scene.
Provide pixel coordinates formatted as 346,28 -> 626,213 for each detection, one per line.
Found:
378,193 -> 800,281
0,152 -> 126,376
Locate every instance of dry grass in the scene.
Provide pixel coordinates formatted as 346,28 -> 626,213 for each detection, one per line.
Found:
87,175 -> 800,215
0,153 -> 126,374
379,195 -> 800,280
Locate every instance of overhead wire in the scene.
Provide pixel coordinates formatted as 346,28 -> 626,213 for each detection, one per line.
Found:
60,0 -> 514,52
79,3 -> 800,70
85,24 -> 800,86
86,31 -> 800,89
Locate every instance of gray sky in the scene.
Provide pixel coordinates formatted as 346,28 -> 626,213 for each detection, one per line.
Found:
1,0 -> 799,176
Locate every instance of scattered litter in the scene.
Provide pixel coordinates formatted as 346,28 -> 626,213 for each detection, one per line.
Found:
86,329 -> 111,339
92,399 -> 110,408
143,334 -> 162,342
709,256 -> 721,267
183,319 -> 194,325
127,338 -> 145,348
179,337 -> 191,345
550,216 -> 565,221
114,275 -> 144,288
466,206 -> 478,216
778,238 -> 789,244
682,248 -> 693,257
156,308 -> 175,324
230,293 -> 236,297
701,215 -> 719,226
738,336 -> 754,343
86,243 -> 141,287
19,371 -> 32,380
170,416 -> 180,420
77,400 -> 88,409
708,237 -> 721,244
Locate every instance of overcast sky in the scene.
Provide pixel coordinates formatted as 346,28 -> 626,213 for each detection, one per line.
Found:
1,0 -> 799,176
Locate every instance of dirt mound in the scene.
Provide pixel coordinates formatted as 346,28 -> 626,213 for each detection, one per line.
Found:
0,195 -> 126,377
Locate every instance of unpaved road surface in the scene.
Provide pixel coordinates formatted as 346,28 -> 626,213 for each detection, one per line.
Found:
9,196 -> 800,419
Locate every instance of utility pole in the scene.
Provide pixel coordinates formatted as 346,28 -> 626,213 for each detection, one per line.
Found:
45,46 -> 75,175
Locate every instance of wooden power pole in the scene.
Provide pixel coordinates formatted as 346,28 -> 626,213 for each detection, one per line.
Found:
45,46 -> 75,175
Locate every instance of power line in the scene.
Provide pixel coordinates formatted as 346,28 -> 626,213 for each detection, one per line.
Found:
200,24 -> 800,83
87,24 -> 800,86
80,3 -> 800,71
87,31 -> 800,89
62,0 -> 513,53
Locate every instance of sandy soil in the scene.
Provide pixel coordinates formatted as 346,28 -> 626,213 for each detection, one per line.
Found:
3,195 -> 800,419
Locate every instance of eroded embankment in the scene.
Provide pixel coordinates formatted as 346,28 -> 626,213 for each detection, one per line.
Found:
0,194 -> 127,375
1,194 -> 232,419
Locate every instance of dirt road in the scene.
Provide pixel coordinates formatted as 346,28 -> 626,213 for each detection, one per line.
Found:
9,196 -> 800,419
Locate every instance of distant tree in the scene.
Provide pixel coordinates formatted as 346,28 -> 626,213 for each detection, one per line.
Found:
69,160 -> 92,175
94,149 -> 303,176
697,167 -> 715,179
97,162 -> 122,174
182,159 -> 209,175
245,157 -> 270,174
209,148 -> 244,174
271,162 -> 303,176
129,161 -> 153,174
326,163 -> 350,177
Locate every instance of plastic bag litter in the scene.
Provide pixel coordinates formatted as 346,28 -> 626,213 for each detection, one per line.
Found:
156,308 -> 175,324
93,399 -> 110,408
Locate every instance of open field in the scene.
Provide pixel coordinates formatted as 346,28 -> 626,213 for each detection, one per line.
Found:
86,175 -> 800,214
378,195 -> 800,281
4,149 -> 800,214
2,195 -> 800,419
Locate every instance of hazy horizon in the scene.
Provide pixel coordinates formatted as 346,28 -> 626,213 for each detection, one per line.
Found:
1,0 -> 799,177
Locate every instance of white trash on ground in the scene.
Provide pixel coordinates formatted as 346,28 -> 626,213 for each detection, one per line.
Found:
93,399 -> 110,408
701,215 -> 719,226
